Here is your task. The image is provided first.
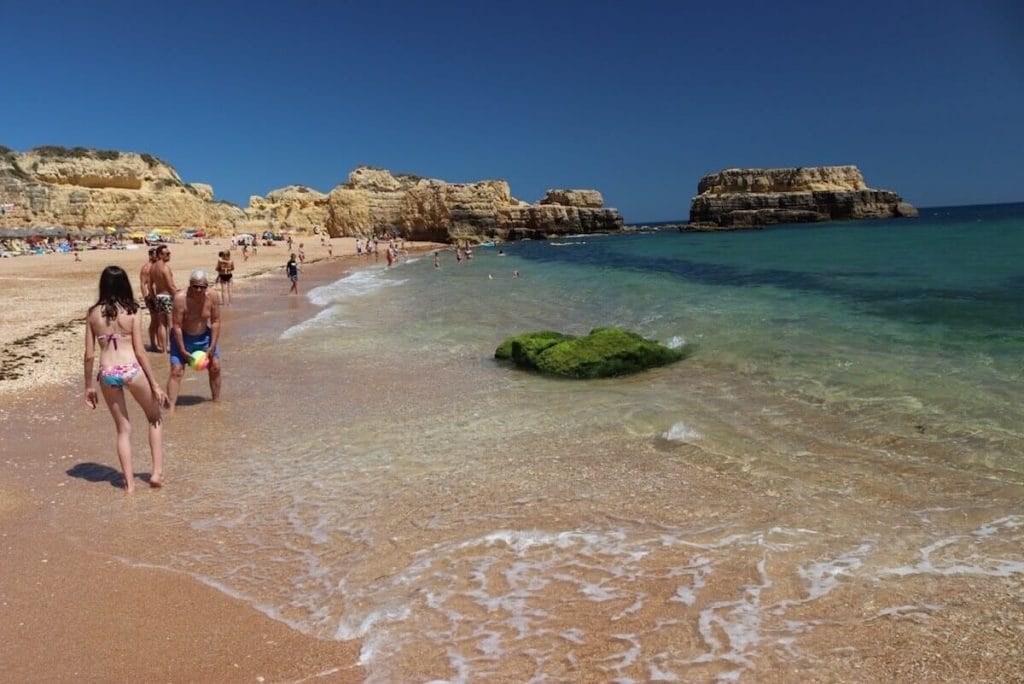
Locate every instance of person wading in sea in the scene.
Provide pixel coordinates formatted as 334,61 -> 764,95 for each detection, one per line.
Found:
285,253 -> 300,294
166,270 -> 222,413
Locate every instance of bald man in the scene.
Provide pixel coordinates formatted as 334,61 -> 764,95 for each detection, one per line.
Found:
167,269 -> 222,412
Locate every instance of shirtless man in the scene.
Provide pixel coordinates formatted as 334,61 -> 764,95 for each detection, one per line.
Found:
148,244 -> 177,353
167,270 -> 222,412
139,247 -> 160,350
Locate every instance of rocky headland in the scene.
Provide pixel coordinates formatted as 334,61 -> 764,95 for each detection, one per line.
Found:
686,165 -> 918,230
0,146 -> 623,242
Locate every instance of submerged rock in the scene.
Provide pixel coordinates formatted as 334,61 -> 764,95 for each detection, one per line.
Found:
495,328 -> 685,378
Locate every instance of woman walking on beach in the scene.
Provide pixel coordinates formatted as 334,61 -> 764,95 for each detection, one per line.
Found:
83,265 -> 168,492
215,250 -> 234,305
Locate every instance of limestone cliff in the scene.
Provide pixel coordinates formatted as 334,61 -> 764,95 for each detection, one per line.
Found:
247,185 -> 327,230
687,166 -> 917,230
243,167 -> 625,242
0,146 -> 247,232
291,167 -> 623,242
0,146 -> 624,241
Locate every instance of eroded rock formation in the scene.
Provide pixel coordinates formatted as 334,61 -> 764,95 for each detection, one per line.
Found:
0,146 -> 623,242
271,167 -> 623,241
687,166 -> 917,230
0,146 -> 247,232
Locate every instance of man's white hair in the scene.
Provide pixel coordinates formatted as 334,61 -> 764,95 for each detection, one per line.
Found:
190,269 -> 210,284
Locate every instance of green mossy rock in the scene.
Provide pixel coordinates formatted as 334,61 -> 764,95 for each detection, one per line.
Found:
494,327 -> 684,378
494,330 -> 574,370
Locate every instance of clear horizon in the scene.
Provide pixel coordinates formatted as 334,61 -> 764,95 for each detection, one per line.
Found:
2,1 -> 1021,223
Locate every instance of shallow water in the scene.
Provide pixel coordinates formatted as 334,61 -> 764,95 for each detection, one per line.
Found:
57,207 -> 1024,681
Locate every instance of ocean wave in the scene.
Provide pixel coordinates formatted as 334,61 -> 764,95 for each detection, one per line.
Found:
280,306 -> 347,340
280,269 -> 407,339
307,269 -> 406,308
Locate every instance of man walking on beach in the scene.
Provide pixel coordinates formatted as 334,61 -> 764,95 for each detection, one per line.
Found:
149,244 -> 177,353
167,270 -> 222,412
139,247 -> 160,351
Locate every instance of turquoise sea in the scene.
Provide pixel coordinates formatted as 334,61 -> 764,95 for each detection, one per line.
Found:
75,204 -> 1024,681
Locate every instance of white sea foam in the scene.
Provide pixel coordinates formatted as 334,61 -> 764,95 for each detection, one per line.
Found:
307,269 -> 405,307
667,335 -> 686,349
280,306 -> 345,340
880,515 -> 1024,578
797,542 -> 873,601
312,527 -> 822,681
280,269 -> 406,339
163,511 -> 1020,682
869,604 -> 944,621
662,421 -> 701,442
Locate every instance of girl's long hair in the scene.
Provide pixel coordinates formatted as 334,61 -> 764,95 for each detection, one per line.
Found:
93,265 -> 138,320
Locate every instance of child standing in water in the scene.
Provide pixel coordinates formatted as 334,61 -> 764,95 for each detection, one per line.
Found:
83,265 -> 168,492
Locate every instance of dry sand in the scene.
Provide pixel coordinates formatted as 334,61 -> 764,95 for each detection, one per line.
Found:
0,235 -> 442,682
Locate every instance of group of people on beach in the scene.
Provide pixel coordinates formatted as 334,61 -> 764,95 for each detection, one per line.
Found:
355,236 -> 406,267
85,246 -> 227,492
85,240 -> 319,491
82,233 -> 424,490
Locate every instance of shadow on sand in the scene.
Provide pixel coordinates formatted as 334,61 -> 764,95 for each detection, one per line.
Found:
67,462 -> 159,488
173,394 -> 208,408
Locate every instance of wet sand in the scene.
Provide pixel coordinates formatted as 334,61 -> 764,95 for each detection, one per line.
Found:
0,237 -> 439,682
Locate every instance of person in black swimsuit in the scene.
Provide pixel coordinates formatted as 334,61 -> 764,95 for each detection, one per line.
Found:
285,253 -> 300,295
215,250 -> 234,305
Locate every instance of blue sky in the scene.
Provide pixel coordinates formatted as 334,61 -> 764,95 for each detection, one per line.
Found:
2,1 -> 1021,221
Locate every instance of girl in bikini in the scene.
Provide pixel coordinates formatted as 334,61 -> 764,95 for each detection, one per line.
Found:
84,265 -> 169,492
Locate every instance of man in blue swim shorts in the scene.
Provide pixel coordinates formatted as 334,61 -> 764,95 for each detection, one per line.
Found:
166,270 -> 222,412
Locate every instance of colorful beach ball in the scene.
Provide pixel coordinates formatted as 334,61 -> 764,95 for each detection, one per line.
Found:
188,350 -> 211,370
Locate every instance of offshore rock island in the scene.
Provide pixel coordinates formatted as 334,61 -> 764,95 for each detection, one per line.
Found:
687,165 -> 918,230
0,145 -> 623,242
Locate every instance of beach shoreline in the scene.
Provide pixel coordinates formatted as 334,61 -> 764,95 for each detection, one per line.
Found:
0,236 -> 443,397
0,237 -> 442,682
2,227 -> 1022,681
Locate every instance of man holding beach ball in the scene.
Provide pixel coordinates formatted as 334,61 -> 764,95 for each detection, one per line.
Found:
166,270 -> 222,412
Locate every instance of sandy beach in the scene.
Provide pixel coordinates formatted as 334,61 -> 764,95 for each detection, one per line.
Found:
0,236 -> 441,682
2,229 -> 1022,682
0,237 -> 428,394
